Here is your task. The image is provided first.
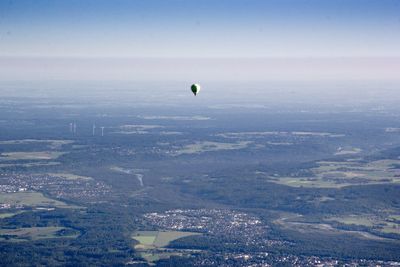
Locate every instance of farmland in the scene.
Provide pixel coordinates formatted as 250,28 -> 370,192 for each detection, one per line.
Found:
171,141 -> 252,156
0,152 -> 66,161
133,231 -> 200,248
266,159 -> 400,188
0,139 -> 73,149
0,227 -> 79,242
326,214 -> 400,235
132,231 -> 201,264
0,192 -> 73,209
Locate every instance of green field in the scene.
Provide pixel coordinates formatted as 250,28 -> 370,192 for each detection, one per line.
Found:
132,230 -> 201,265
0,139 -> 73,149
326,214 -> 400,235
134,234 -> 157,246
0,211 -> 23,219
133,230 -> 200,248
113,124 -> 163,134
326,215 -> 375,227
0,162 -> 60,168
381,222 -> 400,234
389,215 -> 400,221
172,141 -> 252,156
0,192 -> 77,209
267,159 -> 400,188
274,213 -> 393,241
334,147 -> 362,155
0,151 -> 66,161
216,131 -> 345,139
0,226 -> 79,242
138,251 -> 187,264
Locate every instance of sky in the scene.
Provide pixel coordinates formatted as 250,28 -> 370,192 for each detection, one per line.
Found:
0,0 -> 399,80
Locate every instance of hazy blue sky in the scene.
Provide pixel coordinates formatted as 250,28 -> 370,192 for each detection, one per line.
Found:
1,0 -> 399,57
0,0 -> 399,81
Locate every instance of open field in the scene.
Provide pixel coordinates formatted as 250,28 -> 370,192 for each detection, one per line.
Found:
132,230 -> 201,264
139,251 -> 190,265
0,226 -> 79,242
134,234 -> 157,246
0,139 -> 73,149
389,215 -> 400,221
266,159 -> 400,188
334,147 -> 362,155
381,222 -> 400,234
327,215 -> 374,227
139,115 -> 210,121
0,211 -> 23,219
113,124 -> 164,134
326,214 -> 400,235
274,213 -> 395,241
216,131 -> 345,139
171,141 -> 252,156
0,151 -> 66,161
0,192 -> 76,209
132,230 -> 200,248
0,162 -> 60,168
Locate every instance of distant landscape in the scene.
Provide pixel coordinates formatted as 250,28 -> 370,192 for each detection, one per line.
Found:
0,83 -> 400,266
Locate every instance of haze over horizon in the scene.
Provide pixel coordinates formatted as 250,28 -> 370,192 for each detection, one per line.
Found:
0,0 -> 399,81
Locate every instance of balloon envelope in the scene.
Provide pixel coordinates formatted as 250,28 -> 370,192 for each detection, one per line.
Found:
191,84 -> 201,96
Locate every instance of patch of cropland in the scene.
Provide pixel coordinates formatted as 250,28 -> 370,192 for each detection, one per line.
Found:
0,139 -> 73,149
0,192 -> 72,209
138,115 -> 211,121
169,141 -> 252,156
217,131 -> 345,139
0,151 -> 66,161
132,230 -> 201,265
325,214 -> 400,236
274,212 -> 395,241
113,124 -> 164,135
266,159 -> 400,188
0,226 -> 79,242
0,162 -> 61,168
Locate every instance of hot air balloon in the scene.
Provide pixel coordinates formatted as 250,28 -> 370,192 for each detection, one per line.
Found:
191,84 -> 201,96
